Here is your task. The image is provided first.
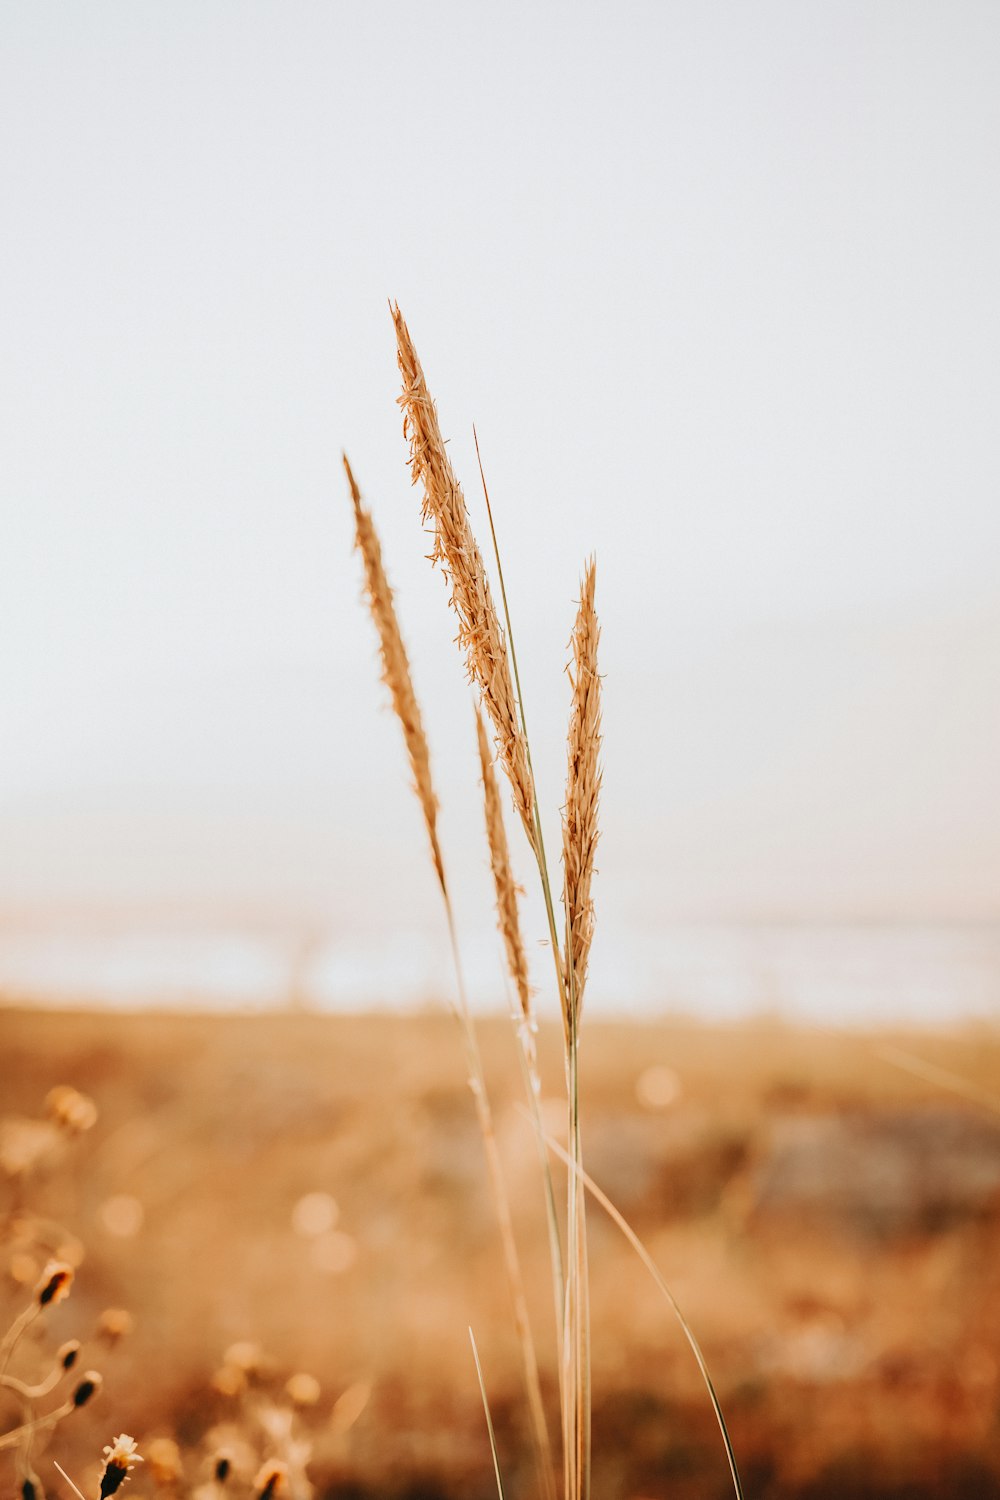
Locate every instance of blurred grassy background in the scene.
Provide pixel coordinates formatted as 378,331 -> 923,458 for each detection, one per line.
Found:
2,1007 -> 999,1498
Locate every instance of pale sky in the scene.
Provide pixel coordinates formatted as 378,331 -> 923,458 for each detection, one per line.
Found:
2,1 -> 999,954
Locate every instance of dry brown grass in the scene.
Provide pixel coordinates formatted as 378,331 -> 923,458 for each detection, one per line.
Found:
5,1009 -> 1000,1500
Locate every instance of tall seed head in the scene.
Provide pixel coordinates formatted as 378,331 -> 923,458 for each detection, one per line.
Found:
562,559 -> 602,1027
392,305 -> 536,851
474,708 -> 535,1053
344,454 -> 446,895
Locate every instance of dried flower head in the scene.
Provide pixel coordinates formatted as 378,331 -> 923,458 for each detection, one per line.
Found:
46,1085 -> 98,1134
211,1364 -> 245,1398
97,1307 -> 134,1344
285,1371 -> 321,1407
213,1452 -> 233,1483
99,1435 -> 142,1497
146,1436 -> 183,1486
223,1340 -> 262,1374
73,1370 -> 103,1407
143,1428 -> 182,1488
0,1117 -> 58,1178
58,1338 -> 81,1370
35,1259 -> 73,1307
252,1460 -> 289,1500
474,708 -> 535,1054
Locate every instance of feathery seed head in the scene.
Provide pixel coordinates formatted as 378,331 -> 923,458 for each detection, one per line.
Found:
344,453 -> 447,894
474,708 -> 535,1050
561,559 -> 602,1027
392,306 -> 536,851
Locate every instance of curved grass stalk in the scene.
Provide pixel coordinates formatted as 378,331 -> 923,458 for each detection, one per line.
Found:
0,1304 -> 39,1379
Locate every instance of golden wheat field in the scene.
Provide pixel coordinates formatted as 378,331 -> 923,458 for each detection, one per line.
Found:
2,1006 -> 999,1500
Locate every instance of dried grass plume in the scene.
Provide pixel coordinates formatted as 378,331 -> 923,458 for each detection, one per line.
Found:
344,453 -> 446,894
562,559 -> 602,1024
475,707 -> 535,1048
392,304 -> 536,851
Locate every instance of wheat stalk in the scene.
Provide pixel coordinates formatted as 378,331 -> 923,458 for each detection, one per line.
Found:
392,305 -> 537,852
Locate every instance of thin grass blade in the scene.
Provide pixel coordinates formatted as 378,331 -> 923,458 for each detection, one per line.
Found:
469,1327 -> 506,1500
